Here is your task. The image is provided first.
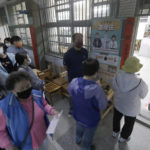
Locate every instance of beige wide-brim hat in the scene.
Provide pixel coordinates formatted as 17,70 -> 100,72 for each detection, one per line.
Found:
122,56 -> 143,73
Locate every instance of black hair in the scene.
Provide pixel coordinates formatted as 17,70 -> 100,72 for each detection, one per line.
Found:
96,32 -> 99,35
6,71 -> 31,91
0,42 -> 7,54
72,33 -> 83,42
83,58 -> 99,76
10,36 -> 21,44
112,35 -> 116,39
14,52 -> 28,71
4,37 -> 11,43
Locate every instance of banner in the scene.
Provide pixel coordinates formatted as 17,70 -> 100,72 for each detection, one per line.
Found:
120,18 -> 135,69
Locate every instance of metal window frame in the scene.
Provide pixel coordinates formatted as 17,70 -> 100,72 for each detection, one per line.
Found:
6,1 -> 32,49
135,0 -> 150,16
39,0 -> 118,57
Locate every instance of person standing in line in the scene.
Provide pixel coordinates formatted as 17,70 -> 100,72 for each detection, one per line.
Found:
68,58 -> 108,150
0,71 -> 58,150
14,52 -> 44,91
0,43 -> 15,82
63,33 -> 88,115
7,36 -> 27,55
111,56 -> 148,143
4,37 -> 11,50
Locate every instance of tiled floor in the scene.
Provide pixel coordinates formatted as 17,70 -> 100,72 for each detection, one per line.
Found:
50,95 -> 150,150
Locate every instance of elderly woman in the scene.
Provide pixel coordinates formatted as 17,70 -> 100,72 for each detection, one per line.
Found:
111,56 -> 148,143
0,71 -> 58,150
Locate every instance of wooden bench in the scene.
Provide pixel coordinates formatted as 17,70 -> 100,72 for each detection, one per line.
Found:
44,82 -> 61,105
37,68 -> 57,82
101,81 -> 114,119
52,71 -> 69,97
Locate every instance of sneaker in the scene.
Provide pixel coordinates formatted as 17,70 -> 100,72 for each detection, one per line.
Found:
119,137 -> 131,143
76,141 -> 81,145
112,131 -> 119,138
68,112 -> 72,117
90,145 -> 96,150
68,114 -> 72,117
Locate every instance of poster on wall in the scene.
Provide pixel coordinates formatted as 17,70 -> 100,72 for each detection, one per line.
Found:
92,19 -> 123,55
96,54 -> 120,67
90,52 -> 119,81
99,63 -> 117,82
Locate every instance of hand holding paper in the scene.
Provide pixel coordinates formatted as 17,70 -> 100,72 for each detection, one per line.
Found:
46,110 -> 63,135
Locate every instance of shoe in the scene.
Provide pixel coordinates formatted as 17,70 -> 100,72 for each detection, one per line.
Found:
112,131 -> 119,138
119,137 -> 131,143
90,144 -> 96,150
76,141 -> 81,145
68,112 -> 72,117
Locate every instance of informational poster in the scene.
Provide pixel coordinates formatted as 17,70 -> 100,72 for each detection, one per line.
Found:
96,54 -> 120,67
92,19 -> 123,55
98,63 -> 117,82
90,52 -> 119,81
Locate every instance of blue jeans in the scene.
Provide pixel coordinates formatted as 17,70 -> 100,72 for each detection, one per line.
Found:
76,122 -> 97,150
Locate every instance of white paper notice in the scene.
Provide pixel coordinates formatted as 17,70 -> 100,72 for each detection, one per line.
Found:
46,110 -> 63,135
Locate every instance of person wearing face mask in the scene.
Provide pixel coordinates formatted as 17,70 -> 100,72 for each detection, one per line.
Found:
0,43 -> 15,82
14,52 -> 44,91
7,36 -> 27,55
63,33 -> 88,82
68,58 -> 108,150
63,33 -> 88,115
4,37 -> 11,49
111,56 -> 148,143
0,71 -> 58,150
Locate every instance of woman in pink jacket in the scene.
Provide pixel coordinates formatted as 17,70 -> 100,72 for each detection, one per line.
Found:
0,71 -> 58,150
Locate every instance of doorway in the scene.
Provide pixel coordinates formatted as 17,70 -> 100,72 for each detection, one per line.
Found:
134,16 -> 150,126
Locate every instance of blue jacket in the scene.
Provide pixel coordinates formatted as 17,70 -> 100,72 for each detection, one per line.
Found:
0,53 -> 15,81
0,90 -> 49,150
68,78 -> 108,128
7,45 -> 27,55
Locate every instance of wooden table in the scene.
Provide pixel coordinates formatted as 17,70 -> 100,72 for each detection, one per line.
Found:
33,68 -> 41,75
52,77 -> 67,86
37,69 -> 57,82
52,77 -> 69,97
45,82 -> 61,105
62,83 -> 69,97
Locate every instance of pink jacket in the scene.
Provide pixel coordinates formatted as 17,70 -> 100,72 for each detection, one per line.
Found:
0,96 -> 55,149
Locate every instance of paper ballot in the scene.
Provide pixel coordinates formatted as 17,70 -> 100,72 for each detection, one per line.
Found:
46,110 -> 63,135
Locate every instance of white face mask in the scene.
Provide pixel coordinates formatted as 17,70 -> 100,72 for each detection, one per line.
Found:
6,43 -> 11,47
0,47 -> 4,54
27,57 -> 32,65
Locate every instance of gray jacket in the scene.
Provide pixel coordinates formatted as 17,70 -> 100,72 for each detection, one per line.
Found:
18,66 -> 44,90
